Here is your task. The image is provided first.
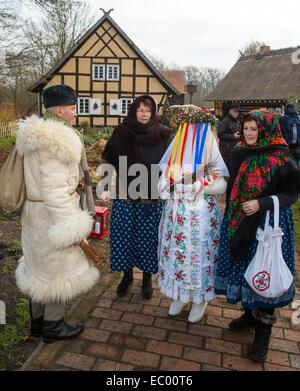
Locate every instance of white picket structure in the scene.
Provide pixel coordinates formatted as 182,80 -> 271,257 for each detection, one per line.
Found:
0,121 -> 17,139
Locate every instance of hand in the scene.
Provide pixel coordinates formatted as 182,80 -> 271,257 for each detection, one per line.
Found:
242,200 -> 260,216
234,132 -> 241,140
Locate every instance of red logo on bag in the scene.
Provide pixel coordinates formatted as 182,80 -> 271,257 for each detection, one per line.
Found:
252,271 -> 270,291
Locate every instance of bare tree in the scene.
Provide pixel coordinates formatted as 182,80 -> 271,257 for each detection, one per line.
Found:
239,40 -> 268,57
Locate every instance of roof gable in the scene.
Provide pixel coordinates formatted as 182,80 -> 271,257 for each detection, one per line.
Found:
29,14 -> 179,95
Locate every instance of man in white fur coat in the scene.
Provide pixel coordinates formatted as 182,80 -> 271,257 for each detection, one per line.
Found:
15,85 -> 100,343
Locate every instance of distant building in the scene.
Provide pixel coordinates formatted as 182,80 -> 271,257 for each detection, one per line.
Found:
29,11 -> 179,127
206,45 -> 300,117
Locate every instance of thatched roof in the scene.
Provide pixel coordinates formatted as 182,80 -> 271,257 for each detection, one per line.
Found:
206,46 -> 300,102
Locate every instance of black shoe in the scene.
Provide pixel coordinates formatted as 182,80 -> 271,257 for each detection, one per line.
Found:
117,269 -> 133,297
249,322 -> 272,362
229,309 -> 254,331
42,319 -> 84,344
142,272 -> 153,300
30,316 -> 43,338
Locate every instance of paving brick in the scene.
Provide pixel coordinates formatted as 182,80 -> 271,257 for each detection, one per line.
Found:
206,315 -> 232,329
142,305 -> 169,318
266,350 -> 291,367
222,329 -> 253,345
279,309 -> 294,319
96,298 -> 114,308
130,295 -> 161,306
160,299 -> 172,309
85,342 -> 121,361
112,301 -> 143,313
109,333 -> 147,351
160,357 -> 201,371
188,324 -> 222,339
202,364 -> 232,371
168,332 -> 203,348
154,317 -> 188,332
289,354 -> 300,369
205,306 -> 223,317
205,338 -> 242,356
121,349 -> 159,369
183,347 -> 221,366
223,354 -> 264,371
269,337 -> 299,354
102,290 -> 118,299
93,359 -> 134,371
66,339 -> 89,354
34,341 -> 65,365
133,272 -> 143,280
84,317 -> 101,328
222,308 -> 242,319
56,352 -> 96,371
91,308 -> 123,320
146,340 -> 183,358
81,328 -> 111,343
275,318 -> 291,328
121,312 -> 154,326
272,327 -> 285,339
131,325 -> 167,341
98,319 -> 133,334
264,363 -> 297,371
115,294 -> 133,302
284,329 -> 300,342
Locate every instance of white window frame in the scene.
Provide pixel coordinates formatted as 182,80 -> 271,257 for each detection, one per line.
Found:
78,97 -> 90,115
78,97 -> 102,116
92,64 -> 105,81
107,64 -> 120,81
121,98 -> 133,116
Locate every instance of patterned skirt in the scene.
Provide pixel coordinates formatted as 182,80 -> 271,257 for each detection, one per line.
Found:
110,199 -> 165,274
158,194 -> 222,304
214,207 -> 296,309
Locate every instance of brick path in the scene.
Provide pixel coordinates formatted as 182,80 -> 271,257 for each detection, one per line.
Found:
25,268 -> 300,372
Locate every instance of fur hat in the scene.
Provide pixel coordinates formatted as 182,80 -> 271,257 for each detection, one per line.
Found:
43,85 -> 77,109
228,102 -> 240,111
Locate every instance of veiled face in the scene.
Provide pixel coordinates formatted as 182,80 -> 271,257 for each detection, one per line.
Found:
136,102 -> 152,124
243,120 -> 259,145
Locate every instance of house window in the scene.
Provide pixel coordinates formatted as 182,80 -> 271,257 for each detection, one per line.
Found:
107,65 -> 120,81
78,98 -> 90,115
92,64 -> 105,80
121,98 -> 133,116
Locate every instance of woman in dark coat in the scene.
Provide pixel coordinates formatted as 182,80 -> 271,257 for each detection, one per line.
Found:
215,111 -> 300,362
103,95 -> 172,299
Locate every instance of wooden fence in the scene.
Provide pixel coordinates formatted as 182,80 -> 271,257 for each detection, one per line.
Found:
0,121 -> 17,139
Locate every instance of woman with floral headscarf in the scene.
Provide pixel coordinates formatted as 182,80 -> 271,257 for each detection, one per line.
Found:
215,111 -> 300,362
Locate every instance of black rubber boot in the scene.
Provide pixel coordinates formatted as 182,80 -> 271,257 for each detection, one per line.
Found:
142,272 -> 153,299
117,269 -> 133,297
42,319 -> 84,344
29,301 -> 43,338
229,309 -> 254,331
30,317 -> 43,338
249,309 -> 275,362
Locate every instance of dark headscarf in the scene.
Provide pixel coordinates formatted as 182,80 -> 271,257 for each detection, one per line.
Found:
226,111 -> 300,259
103,95 -> 170,166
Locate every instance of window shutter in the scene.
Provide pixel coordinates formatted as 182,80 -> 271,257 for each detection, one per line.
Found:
110,99 -> 121,115
89,98 -> 101,115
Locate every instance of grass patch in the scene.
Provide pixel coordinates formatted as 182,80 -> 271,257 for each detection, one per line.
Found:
292,199 -> 300,254
1,262 -> 15,275
0,298 -> 30,368
0,136 -> 16,149
6,240 -> 22,256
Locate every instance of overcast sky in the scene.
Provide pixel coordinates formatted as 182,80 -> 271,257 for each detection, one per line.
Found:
86,0 -> 300,72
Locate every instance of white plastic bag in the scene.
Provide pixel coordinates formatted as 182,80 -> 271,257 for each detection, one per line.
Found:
244,195 -> 293,298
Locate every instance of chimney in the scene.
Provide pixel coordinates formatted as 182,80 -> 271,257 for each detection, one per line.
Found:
260,45 -> 270,55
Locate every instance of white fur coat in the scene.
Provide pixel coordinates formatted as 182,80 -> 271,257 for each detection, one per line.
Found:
15,115 -> 100,304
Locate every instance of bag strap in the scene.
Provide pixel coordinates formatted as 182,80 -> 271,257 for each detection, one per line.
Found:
270,195 -> 279,228
264,210 -> 270,231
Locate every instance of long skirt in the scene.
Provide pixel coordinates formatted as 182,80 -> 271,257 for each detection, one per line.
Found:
214,207 -> 295,309
110,199 -> 165,274
158,194 -> 222,304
